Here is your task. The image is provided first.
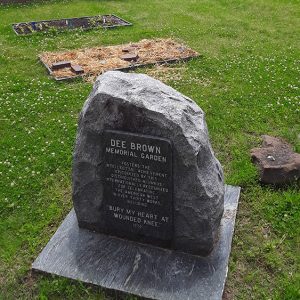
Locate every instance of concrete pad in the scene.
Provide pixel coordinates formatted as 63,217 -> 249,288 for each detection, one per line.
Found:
32,185 -> 240,300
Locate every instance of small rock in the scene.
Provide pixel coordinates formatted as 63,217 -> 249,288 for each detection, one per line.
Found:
177,46 -> 186,52
122,47 -> 136,53
52,61 -> 71,70
71,65 -> 84,74
251,135 -> 300,184
120,53 -> 139,62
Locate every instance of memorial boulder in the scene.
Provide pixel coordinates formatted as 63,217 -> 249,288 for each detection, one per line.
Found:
72,71 -> 224,256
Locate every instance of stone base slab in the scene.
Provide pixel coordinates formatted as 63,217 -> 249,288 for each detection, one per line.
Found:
32,185 -> 240,300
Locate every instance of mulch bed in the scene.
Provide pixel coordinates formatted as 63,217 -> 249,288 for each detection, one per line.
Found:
39,38 -> 199,81
1,0 -> 35,3
12,14 -> 131,35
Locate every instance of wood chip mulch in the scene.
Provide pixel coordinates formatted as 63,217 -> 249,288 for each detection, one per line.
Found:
39,38 -> 199,81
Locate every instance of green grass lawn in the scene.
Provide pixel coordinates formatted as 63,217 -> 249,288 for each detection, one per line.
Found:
0,0 -> 299,299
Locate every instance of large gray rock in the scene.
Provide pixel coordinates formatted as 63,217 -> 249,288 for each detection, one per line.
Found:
72,71 -> 224,256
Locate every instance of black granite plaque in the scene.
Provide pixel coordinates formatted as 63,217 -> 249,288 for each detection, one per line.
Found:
103,130 -> 173,242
